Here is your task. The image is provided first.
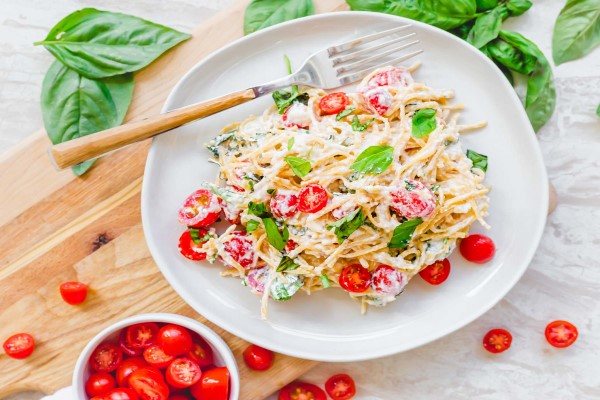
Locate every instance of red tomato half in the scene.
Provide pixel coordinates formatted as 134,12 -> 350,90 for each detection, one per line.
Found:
298,184 -> 328,213
545,320 -> 578,348
460,234 -> 496,263
319,92 -> 349,115
167,396 -> 189,400
389,179 -> 436,219
3,332 -> 35,359
178,231 -> 208,261
157,325 -> 193,357
339,264 -> 371,293
325,374 -> 356,400
92,388 -> 139,400
419,259 -> 451,285
482,328 -> 512,354
371,264 -> 406,297
178,189 -> 221,228
223,233 -> 256,269
90,342 -> 123,373
59,281 -> 88,305
243,344 -> 274,371
129,368 -> 170,400
117,357 -> 148,387
188,337 -> 214,368
120,330 -> 143,357
190,367 -> 229,400
126,323 -> 159,350
270,192 -> 299,218
278,381 -> 326,400
86,372 -> 116,397
166,358 -> 202,389
285,240 -> 298,252
144,345 -> 175,369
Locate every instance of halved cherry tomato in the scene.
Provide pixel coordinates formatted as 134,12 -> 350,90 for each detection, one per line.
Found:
482,328 -> 512,353
178,230 -> 208,261
90,342 -> 123,372
419,259 -> 451,285
129,368 -> 170,400
144,345 -> 175,369
339,264 -> 371,293
298,184 -> 328,213
545,320 -> 578,348
278,381 -> 326,400
190,367 -> 229,400
178,189 -> 221,228
362,87 -> 392,115
157,325 -> 193,357
460,234 -> 495,263
243,344 -> 274,371
188,337 -> 214,368
167,396 -> 189,400
92,388 -> 139,400
270,192 -> 299,218
389,179 -> 436,219
325,374 -> 356,400
59,281 -> 88,305
126,323 -> 159,350
366,66 -> 413,88
371,264 -> 406,296
86,372 -> 116,397
3,333 -> 35,359
223,233 -> 255,268
319,92 -> 349,115
117,357 -> 148,387
285,239 -> 298,252
120,330 -> 143,357
166,358 -> 202,389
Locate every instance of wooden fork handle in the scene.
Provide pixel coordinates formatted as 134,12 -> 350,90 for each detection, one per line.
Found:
49,88 -> 257,169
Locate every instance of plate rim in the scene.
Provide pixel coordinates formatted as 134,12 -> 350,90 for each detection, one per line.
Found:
141,11 -> 549,362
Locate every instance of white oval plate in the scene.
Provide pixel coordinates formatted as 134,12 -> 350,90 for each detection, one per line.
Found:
142,12 -> 548,362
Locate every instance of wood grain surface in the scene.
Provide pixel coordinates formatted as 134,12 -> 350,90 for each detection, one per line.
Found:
0,0 -> 349,397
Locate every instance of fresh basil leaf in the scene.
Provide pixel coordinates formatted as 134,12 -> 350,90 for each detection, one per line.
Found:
467,6 -> 505,48
248,201 -> 270,217
597,103 -> 600,117
246,220 -> 260,233
287,137 -> 295,150
347,0 -> 477,30
476,0 -> 498,12
263,217 -> 285,251
452,20 -> 475,40
41,61 -> 134,176
494,59 -> 515,86
351,115 -> 374,132
506,0 -> 532,16
388,218 -> 423,249
486,38 -> 537,75
267,188 -> 277,195
336,106 -> 355,120
72,160 -> 96,176
189,228 -> 213,244
276,256 -> 299,272
35,8 -> 191,79
320,273 -> 331,288
282,225 -> 290,242
552,0 -> 600,65
327,208 -> 365,243
244,0 -> 315,34
411,108 -> 437,138
350,145 -> 394,175
466,149 -> 488,172
244,177 -> 255,191
284,156 -> 312,178
272,90 -> 309,114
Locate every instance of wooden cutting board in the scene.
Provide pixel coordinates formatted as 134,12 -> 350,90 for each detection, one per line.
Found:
0,0 -> 350,398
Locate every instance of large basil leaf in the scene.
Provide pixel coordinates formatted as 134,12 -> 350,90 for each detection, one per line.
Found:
486,38 -> 537,75
388,218 -> 423,249
476,0 -> 499,12
467,6 -> 505,48
284,156 -> 312,178
350,145 -> 394,175
411,108 -> 437,138
35,8 -> 191,79
41,61 -> 134,175
244,0 -> 315,35
262,217 -> 285,251
506,0 -> 533,16
552,0 -> 600,65
347,0 -> 477,30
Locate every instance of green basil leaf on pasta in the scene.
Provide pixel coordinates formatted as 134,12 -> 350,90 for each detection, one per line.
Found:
263,217 -> 285,251
388,218 -> 423,249
276,256 -> 299,272
244,0 -> 315,35
287,137 -> 295,150
552,0 -> 600,65
272,90 -> 309,114
246,220 -> 260,233
466,149 -> 489,172
336,106 -> 355,120
248,201 -> 270,217
284,156 -> 312,178
327,208 -> 365,243
320,273 -> 332,288
351,115 -> 374,131
411,108 -> 437,138
350,145 -> 394,175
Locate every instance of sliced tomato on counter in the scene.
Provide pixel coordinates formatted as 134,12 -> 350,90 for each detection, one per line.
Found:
278,381 -> 326,400
419,259 -> 451,285
144,345 -> 175,369
85,372 -> 116,397
460,233 -> 496,263
117,357 -> 148,387
59,281 -> 88,305
157,325 -> 193,357
178,189 -> 221,228
319,92 -> 349,115
270,192 -> 299,218
223,233 -> 256,268
325,374 -> 356,400
166,358 -> 202,389
483,328 -> 512,354
90,342 -> 123,372
188,337 -> 214,368
339,264 -> 371,293
545,320 -> 578,348
129,367 -> 170,400
3,332 -> 35,359
298,184 -> 328,213
190,367 -> 229,400
178,230 -> 208,261
91,388 -> 139,400
371,264 -> 406,296
126,323 -> 159,350
243,344 -> 274,371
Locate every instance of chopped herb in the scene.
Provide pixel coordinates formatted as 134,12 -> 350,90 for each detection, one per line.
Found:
350,145 -> 394,175
270,274 -> 303,301
405,180 -> 417,191
287,137 -> 295,150
244,177 -> 255,190
272,56 -> 308,114
284,156 -> 312,178
282,224 -> 290,241
276,255 -> 299,272
263,217 -> 285,251
412,108 -> 437,138
188,228 -> 213,245
351,115 -> 374,131
336,106 -> 355,120
466,149 -> 488,172
248,201 -> 270,218
320,273 -> 331,288
245,219 -> 260,233
388,218 -> 423,249
267,188 -> 276,195
327,208 -> 365,243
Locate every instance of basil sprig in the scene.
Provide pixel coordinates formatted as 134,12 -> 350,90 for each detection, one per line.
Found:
350,146 -> 394,175
277,256 -> 299,272
412,109 -> 437,138
552,0 -> 600,65
327,208 -> 365,243
284,156 -> 312,178
243,0 -> 315,35
271,55 -> 309,114
466,149 -> 489,172
388,218 -> 423,249
247,201 -> 289,251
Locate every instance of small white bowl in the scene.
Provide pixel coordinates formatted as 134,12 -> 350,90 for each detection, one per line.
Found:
73,313 -> 240,399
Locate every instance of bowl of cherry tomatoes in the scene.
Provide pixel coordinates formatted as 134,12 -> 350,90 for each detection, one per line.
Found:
72,313 -> 239,400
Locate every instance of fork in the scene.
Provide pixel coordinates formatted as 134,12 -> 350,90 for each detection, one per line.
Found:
50,26 -> 422,169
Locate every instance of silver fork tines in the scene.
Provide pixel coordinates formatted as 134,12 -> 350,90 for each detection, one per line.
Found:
327,25 -> 412,56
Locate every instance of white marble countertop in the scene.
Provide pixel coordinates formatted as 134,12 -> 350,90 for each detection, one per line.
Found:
2,1 -> 599,399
